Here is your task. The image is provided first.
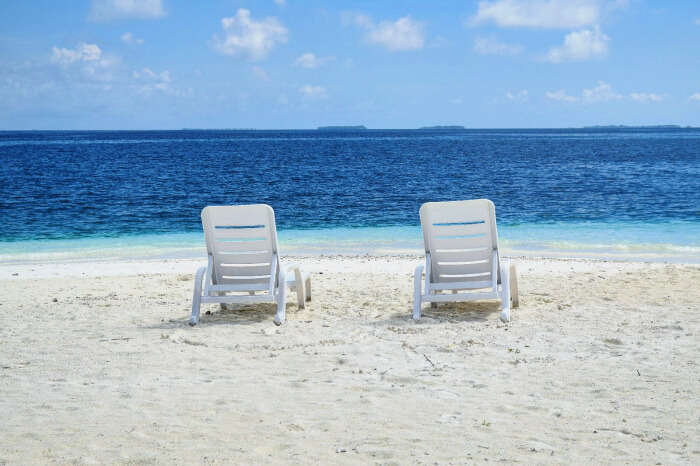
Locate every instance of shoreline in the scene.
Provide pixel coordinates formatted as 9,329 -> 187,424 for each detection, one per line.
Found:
2,220 -> 699,265
2,254 -> 699,280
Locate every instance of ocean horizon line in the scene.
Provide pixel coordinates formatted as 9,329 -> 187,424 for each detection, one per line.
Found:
2,125 -> 699,132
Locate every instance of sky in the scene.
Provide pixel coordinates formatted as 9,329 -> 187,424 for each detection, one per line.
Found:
1,0 -> 699,129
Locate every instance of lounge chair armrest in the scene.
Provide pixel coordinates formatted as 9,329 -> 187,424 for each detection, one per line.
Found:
424,253 -> 431,296
284,263 -> 306,283
413,263 -> 425,320
189,265 -> 208,326
284,262 -> 303,274
414,263 -> 425,285
492,249 -> 499,292
282,262 -> 307,308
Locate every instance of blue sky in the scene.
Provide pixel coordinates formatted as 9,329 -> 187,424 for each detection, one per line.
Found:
1,0 -> 699,129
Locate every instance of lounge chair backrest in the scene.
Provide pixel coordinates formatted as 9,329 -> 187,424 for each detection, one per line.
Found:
419,199 -> 499,285
201,204 -> 278,287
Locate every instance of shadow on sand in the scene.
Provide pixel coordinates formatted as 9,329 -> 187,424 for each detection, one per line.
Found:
370,300 -> 503,326
150,303 -> 288,329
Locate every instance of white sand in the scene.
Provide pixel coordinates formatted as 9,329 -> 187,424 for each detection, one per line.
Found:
1,255 -> 698,464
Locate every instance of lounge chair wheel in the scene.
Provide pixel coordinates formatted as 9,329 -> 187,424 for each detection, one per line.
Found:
500,310 -> 510,322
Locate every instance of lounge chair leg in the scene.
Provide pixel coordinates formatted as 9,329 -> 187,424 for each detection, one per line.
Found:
274,271 -> 286,326
189,266 -> 207,326
413,264 -> 424,320
509,263 -> 519,308
293,268 -> 305,309
305,277 -> 311,302
500,264 -> 511,323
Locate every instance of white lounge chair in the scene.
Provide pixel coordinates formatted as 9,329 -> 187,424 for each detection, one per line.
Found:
190,204 -> 310,326
413,199 -> 518,322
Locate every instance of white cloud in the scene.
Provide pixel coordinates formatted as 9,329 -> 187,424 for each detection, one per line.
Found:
690,93 -> 700,101
450,98 -> 463,104
546,81 -> 623,103
474,36 -> 522,55
274,0 -> 286,5
51,43 -> 102,65
546,90 -> 579,102
1,48 -> 194,122
471,0 -> 600,29
49,43 -> 121,83
629,92 -> 663,103
89,0 -> 164,21
368,17 -> 425,51
213,9 -> 288,60
506,90 -> 529,102
131,67 -> 190,96
133,67 -> 170,82
294,53 -> 334,68
347,13 -> 425,51
82,56 -> 120,82
299,85 -> 327,99
295,53 -> 317,68
251,66 -> 270,81
546,25 -> 609,62
695,18 -> 700,26
582,81 -> 621,102
120,32 -> 144,45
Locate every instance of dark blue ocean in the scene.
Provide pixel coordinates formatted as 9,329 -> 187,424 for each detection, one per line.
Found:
1,129 -> 699,262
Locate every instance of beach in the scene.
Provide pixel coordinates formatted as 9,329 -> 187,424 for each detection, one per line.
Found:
1,255 -> 698,464
4,0 -> 700,463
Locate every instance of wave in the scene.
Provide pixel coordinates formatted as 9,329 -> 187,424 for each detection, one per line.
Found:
1,222 -> 698,264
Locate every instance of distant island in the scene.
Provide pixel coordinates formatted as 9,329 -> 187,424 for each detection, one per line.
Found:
317,125 -> 367,131
583,125 -> 690,129
418,125 -> 465,130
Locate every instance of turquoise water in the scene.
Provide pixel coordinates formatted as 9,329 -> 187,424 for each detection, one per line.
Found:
2,221 -> 698,264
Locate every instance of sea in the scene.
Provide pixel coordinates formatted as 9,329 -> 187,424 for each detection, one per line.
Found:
1,128 -> 698,264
